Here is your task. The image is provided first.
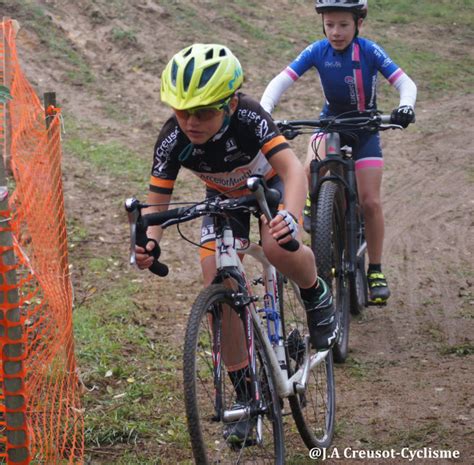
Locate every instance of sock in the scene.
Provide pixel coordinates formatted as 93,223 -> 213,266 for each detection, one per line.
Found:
299,279 -> 319,302
299,277 -> 327,303
228,367 -> 252,403
368,263 -> 382,274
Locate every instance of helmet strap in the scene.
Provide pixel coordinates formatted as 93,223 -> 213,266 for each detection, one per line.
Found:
211,103 -> 232,142
178,142 -> 195,162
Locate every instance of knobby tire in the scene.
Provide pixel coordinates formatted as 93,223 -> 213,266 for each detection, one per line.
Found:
183,284 -> 285,464
278,274 -> 336,450
311,181 -> 351,363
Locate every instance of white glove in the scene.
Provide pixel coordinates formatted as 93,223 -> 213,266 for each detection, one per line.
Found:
276,209 -> 299,240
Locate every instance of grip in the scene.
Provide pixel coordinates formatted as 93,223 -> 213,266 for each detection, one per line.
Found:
280,238 -> 300,252
136,226 -> 169,277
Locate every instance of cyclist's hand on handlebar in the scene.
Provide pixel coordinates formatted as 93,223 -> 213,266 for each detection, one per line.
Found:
391,105 -> 415,128
135,239 -> 158,270
264,209 -> 299,245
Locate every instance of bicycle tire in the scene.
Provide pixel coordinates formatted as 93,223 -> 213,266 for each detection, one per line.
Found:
183,284 -> 285,464
279,275 -> 336,450
311,181 -> 351,363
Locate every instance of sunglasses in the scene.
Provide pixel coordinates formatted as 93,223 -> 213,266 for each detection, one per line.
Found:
174,98 -> 231,122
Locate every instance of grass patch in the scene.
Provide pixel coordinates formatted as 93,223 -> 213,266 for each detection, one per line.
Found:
64,136 -> 148,182
345,357 -> 370,379
440,341 -> 474,357
74,277 -> 190,457
111,27 -> 138,47
381,44 -> 474,97
5,0 -> 93,84
372,421 -> 451,449
372,0 -> 474,28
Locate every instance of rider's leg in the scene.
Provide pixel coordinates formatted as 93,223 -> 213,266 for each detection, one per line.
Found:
355,162 -> 391,303
355,166 -> 384,264
201,250 -> 248,371
261,224 -> 338,350
201,248 -> 254,444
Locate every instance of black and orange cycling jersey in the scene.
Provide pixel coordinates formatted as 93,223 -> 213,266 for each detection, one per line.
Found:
149,93 -> 289,198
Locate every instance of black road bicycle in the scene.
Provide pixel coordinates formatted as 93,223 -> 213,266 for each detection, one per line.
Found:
277,111 -> 402,363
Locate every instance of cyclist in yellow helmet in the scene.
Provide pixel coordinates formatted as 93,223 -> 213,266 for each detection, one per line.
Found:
136,43 -> 338,444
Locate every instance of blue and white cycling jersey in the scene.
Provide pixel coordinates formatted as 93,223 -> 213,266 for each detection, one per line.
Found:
286,37 -> 405,116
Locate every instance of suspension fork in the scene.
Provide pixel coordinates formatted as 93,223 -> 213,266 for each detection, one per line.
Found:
309,158 -> 321,236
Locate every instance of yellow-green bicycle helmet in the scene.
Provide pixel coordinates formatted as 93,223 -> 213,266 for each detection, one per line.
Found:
161,43 -> 243,110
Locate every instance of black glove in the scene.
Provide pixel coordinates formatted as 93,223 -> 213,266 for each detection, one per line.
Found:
391,105 -> 415,128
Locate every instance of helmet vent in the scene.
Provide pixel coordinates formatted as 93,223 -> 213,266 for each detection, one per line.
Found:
219,48 -> 227,57
205,49 -> 214,60
183,58 -> 195,91
171,60 -> 178,86
198,63 -> 219,89
183,47 -> 193,57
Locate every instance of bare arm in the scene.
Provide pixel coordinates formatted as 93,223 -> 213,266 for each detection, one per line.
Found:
143,191 -> 171,243
263,147 -> 307,244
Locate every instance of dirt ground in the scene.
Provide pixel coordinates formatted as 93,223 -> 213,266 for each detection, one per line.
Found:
3,1 -> 473,464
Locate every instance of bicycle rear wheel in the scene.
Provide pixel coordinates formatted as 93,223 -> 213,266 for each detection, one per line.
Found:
183,284 -> 285,464
279,276 -> 336,450
311,181 -> 350,363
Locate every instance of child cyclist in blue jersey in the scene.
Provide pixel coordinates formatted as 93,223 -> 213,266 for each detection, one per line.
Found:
261,0 -> 417,305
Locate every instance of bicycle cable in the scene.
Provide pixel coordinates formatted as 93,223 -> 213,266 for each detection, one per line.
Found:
175,185 -> 253,253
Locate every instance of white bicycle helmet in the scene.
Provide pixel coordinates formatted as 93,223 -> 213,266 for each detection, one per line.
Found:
315,0 -> 368,18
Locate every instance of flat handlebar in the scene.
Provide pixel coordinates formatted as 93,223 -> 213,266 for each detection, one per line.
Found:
276,113 -> 401,140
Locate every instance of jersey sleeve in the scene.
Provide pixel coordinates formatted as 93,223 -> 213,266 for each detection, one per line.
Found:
149,118 -> 182,195
367,40 -> 404,85
287,42 -> 320,80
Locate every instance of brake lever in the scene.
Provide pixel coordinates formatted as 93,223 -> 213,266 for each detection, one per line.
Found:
246,176 -> 299,252
125,197 -> 140,266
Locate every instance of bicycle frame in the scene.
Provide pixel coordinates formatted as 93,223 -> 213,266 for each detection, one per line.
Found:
213,217 -> 329,403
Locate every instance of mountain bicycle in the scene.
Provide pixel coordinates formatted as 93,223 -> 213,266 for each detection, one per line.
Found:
125,176 -> 335,464
277,111 -> 402,363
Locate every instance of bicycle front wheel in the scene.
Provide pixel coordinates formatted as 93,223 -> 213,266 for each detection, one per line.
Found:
280,276 -> 336,450
183,284 -> 284,464
311,181 -> 351,363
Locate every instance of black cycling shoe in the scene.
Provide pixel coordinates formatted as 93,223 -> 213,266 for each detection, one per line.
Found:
302,277 -> 339,351
303,193 -> 311,233
367,271 -> 391,305
223,402 -> 255,447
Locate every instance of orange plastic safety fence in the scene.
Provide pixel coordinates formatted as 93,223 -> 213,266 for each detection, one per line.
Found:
0,19 -> 84,465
